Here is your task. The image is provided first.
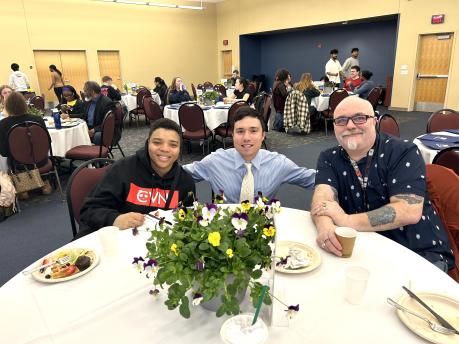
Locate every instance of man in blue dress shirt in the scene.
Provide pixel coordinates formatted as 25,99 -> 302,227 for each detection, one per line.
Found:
184,108 -> 316,203
311,96 -> 454,272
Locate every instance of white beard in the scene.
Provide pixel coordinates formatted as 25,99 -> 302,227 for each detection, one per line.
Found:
346,138 -> 358,150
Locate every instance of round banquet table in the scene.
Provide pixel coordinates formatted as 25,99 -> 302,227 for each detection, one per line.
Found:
413,131 -> 459,164
122,92 -> 161,113
44,118 -> 91,157
1,208 -> 458,344
311,92 -> 358,112
163,104 -> 229,131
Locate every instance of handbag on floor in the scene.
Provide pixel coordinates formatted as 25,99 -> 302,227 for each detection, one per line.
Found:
10,166 -> 44,193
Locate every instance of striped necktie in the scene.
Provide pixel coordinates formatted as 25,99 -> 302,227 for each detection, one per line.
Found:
239,162 -> 254,203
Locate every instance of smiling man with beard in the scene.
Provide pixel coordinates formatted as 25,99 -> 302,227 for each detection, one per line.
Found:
310,97 -> 454,273
184,107 -> 315,204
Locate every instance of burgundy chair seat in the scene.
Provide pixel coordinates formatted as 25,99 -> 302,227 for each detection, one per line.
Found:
66,145 -> 109,159
38,159 -> 53,174
183,128 -> 212,139
215,125 -> 233,137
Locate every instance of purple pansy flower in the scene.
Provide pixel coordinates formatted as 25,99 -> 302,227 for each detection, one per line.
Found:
285,304 -> 300,318
231,212 -> 249,231
192,293 -> 204,306
132,256 -> 145,272
195,260 -> 205,272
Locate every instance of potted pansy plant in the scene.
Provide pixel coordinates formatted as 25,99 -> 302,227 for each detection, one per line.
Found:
133,192 -> 299,319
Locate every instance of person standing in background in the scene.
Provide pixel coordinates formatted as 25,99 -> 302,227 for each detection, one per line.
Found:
8,63 -> 30,94
48,65 -> 65,103
342,48 -> 360,78
325,49 -> 344,88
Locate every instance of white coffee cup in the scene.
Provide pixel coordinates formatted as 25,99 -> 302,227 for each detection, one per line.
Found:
220,313 -> 268,344
345,266 -> 370,305
98,226 -> 120,257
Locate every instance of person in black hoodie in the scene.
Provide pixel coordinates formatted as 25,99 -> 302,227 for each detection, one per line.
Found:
167,77 -> 191,105
153,76 -> 168,105
79,118 -> 195,236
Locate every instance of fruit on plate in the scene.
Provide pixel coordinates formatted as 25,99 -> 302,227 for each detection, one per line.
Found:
40,249 -> 93,279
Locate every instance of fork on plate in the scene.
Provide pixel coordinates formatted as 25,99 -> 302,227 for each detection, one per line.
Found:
22,255 -> 72,276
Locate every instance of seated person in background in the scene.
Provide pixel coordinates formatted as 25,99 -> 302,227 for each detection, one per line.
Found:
228,69 -> 239,87
319,75 -> 330,82
82,81 -> 116,145
0,85 -> 13,118
184,108 -> 315,203
153,76 -> 168,105
58,85 -> 85,119
168,77 -> 191,104
79,118 -> 195,237
0,92 -> 52,197
272,69 -> 291,131
295,73 -> 320,108
224,77 -> 253,104
353,70 -> 375,99
310,96 -> 454,273
101,76 -> 121,101
344,66 -> 362,92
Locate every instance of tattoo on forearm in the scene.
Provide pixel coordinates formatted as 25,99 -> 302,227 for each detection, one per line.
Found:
367,206 -> 396,227
331,186 -> 338,202
393,194 -> 423,205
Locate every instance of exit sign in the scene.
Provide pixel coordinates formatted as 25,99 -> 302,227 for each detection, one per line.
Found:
431,14 -> 445,24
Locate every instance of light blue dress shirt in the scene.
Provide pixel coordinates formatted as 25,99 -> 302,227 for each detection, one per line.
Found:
184,148 -> 316,203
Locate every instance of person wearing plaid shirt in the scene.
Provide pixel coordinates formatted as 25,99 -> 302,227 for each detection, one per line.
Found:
284,89 -> 311,134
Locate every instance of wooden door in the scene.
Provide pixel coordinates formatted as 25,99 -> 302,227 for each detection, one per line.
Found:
414,33 -> 453,112
222,50 -> 232,78
59,51 -> 88,96
33,50 -> 62,102
98,51 -> 123,90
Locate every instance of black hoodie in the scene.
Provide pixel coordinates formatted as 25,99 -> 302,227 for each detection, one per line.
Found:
79,145 -> 195,233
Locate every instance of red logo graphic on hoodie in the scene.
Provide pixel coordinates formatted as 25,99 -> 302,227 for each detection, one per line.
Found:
126,183 -> 178,208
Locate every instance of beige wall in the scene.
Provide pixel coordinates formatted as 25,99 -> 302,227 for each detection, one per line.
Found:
1,0 -> 218,95
216,0 -> 459,111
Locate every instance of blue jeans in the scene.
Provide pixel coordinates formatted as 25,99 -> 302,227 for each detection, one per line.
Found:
273,111 -> 284,131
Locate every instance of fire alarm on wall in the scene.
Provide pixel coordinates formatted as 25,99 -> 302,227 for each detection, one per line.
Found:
431,14 -> 445,24
223,40 -> 228,46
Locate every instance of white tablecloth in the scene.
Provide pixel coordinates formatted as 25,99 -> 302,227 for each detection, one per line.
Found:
122,92 -> 161,113
413,131 -> 459,164
311,92 -> 357,112
45,118 -> 92,157
1,208 -> 457,343
0,156 -> 7,172
163,104 -> 229,131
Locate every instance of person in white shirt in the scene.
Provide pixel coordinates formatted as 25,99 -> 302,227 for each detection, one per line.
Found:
325,49 -> 344,87
8,63 -> 30,94
342,48 -> 360,78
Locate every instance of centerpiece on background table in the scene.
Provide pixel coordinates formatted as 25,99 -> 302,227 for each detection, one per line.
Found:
133,193 -> 282,319
201,90 -> 220,106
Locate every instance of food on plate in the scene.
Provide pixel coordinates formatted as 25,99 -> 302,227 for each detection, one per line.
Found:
276,247 -> 311,270
75,255 -> 91,271
38,249 -> 94,280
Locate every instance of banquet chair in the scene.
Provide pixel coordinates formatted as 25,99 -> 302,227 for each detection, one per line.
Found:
203,81 -> 213,90
213,84 -> 227,97
191,83 -> 198,100
366,87 -> 382,111
425,164 -> 459,282
65,111 -> 115,170
29,95 -> 45,111
214,101 -> 249,148
24,92 -> 36,103
143,96 -> 164,124
426,108 -> 459,133
66,158 -> 114,238
178,102 -> 213,156
432,147 -> 459,176
7,121 -> 64,201
377,113 -> 400,138
129,87 -> 151,126
321,89 -> 348,136
109,102 -> 126,157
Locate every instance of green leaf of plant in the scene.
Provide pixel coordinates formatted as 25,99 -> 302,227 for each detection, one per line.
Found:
179,296 -> 190,319
199,242 -> 210,250
216,304 -> 226,317
250,269 -> 262,280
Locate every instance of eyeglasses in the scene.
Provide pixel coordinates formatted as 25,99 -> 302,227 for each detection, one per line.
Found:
333,114 -> 375,126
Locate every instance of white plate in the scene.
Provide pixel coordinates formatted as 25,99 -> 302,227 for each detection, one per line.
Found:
396,292 -> 459,344
32,248 -> 99,283
274,241 -> 321,274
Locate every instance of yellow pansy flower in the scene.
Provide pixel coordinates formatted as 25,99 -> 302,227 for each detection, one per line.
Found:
208,232 -> 221,247
178,209 -> 186,221
170,243 -> 179,256
241,200 -> 251,212
263,225 -> 276,237
226,248 -> 234,258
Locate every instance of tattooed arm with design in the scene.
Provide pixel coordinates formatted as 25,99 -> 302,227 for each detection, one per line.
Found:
311,193 -> 424,232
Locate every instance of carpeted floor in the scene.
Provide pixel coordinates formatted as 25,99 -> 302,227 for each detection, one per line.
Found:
0,107 -> 431,286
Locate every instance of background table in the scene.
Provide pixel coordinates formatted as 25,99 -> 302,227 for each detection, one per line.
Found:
163,104 -> 229,131
1,208 -> 457,343
45,118 -> 92,157
0,156 -> 7,172
122,92 -> 161,113
311,92 -> 357,112
413,131 -> 459,163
